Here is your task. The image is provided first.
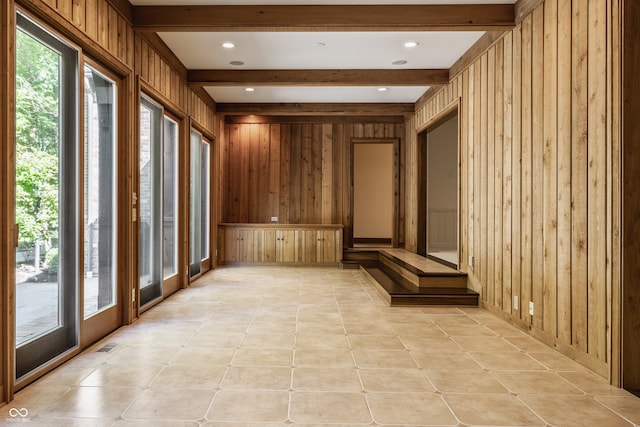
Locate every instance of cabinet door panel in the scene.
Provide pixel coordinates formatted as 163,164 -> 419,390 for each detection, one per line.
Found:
238,229 -> 256,262
280,230 -> 297,262
321,230 -> 337,263
264,229 -> 277,262
224,229 -> 240,262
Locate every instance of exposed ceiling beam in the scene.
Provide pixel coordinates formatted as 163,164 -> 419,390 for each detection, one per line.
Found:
224,115 -> 406,124
188,69 -> 448,86
216,103 -> 414,116
132,4 -> 515,32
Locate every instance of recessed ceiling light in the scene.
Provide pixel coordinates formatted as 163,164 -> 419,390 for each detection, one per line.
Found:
229,60 -> 245,66
378,87 -> 388,92
404,41 -> 419,48
245,87 -> 255,92
392,60 -> 408,66
222,42 -> 235,49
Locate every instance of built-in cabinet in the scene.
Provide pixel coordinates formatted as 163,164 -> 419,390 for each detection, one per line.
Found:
219,224 -> 343,265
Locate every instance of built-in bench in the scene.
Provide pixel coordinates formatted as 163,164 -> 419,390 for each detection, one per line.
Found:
343,248 -> 479,306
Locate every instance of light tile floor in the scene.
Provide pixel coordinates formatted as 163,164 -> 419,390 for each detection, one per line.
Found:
2,266 -> 640,426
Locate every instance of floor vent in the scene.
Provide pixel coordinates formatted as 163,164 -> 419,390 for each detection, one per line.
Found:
96,343 -> 118,353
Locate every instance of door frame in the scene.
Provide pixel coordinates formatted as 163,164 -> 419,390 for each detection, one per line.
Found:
136,79 -> 191,314
416,101 -> 460,268
619,0 -> 640,392
187,118 -> 215,282
349,138 -> 400,248
7,6 -> 134,393
79,58 -> 125,348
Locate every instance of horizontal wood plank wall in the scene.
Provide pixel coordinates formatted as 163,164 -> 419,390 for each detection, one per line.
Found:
406,0 -> 620,379
222,122 -> 404,245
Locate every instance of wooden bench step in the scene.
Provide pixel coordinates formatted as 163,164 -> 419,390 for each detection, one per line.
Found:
363,266 -> 479,307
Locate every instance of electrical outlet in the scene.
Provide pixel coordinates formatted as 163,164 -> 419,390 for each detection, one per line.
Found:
468,256 -> 474,267
529,301 -> 534,316
513,295 -> 519,310
271,216 -> 278,222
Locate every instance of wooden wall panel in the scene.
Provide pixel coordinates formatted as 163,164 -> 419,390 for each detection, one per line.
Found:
221,121 -> 404,244
406,0 -> 620,378
134,35 -> 216,134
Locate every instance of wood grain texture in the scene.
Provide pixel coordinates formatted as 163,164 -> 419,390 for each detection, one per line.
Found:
221,121 -> 404,249
407,0 -> 620,378
621,0 -> 640,390
188,69 -> 449,86
132,4 -> 515,32
1,0 -> 14,403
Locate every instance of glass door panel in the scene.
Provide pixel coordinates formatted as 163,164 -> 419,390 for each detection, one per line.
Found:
200,140 -> 210,262
83,65 -> 117,319
139,97 -> 162,305
163,116 -> 178,279
15,14 -> 78,378
426,114 -> 459,267
189,130 -> 202,277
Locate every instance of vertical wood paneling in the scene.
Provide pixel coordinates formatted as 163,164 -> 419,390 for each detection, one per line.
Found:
259,124 -> 271,223
556,0 -> 573,344
312,124 -> 323,223
494,40 -> 504,309
84,0 -> 96,40
321,124 -> 333,223
239,124 -> 250,223
332,124 -> 343,225
520,14 -> 533,325
407,0 -> 620,377
289,124 -> 301,223
473,61 -> 481,290
543,0 -> 558,336
269,125 -> 281,222
486,47 -> 495,305
512,23 -> 523,316
72,0 -> 85,31
571,0 -> 589,353
502,32 -> 513,313
531,6 -> 544,331
480,53 -> 488,300
587,0 -> 608,362
279,124 -> 291,224
467,65 -> 475,278
221,120 -> 404,240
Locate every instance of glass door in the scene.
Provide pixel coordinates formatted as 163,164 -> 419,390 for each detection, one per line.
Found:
15,14 -> 79,378
162,115 -> 180,294
189,130 -> 211,277
139,97 -> 163,305
201,139 -> 211,265
81,63 -> 120,344
189,130 -> 202,277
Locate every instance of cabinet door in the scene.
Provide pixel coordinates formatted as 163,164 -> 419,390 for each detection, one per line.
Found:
300,230 -> 318,263
223,228 -> 240,262
278,230 -> 296,262
238,229 -> 259,262
263,229 -> 277,262
319,230 -> 338,263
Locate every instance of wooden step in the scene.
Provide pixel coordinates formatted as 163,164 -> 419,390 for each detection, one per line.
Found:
378,250 -> 467,289
342,249 -> 379,267
362,266 -> 479,307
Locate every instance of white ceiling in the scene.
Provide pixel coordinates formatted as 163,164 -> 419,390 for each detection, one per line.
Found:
131,0 -> 516,104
